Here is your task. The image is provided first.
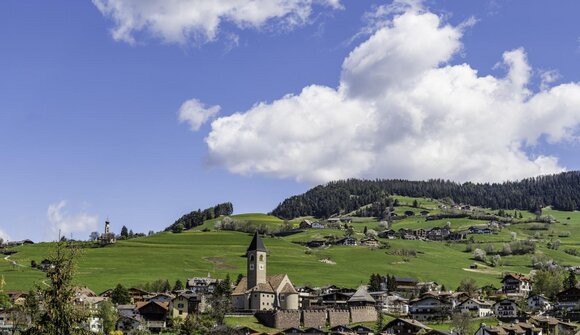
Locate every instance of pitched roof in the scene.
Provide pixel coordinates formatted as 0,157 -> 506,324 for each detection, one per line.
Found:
268,274 -> 287,291
247,232 -> 267,253
501,273 -> 530,283
348,286 -> 375,304
232,277 -> 248,296
280,283 -> 298,294
385,318 -> 430,331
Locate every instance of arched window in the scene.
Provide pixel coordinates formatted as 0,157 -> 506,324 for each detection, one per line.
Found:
249,255 -> 254,261
259,254 -> 264,262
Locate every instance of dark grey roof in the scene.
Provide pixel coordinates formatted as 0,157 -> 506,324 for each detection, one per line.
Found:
247,232 -> 267,253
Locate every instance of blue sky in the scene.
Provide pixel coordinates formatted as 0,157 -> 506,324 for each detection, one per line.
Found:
1,0 -> 579,242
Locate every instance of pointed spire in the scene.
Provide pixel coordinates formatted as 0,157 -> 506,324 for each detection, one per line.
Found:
247,232 -> 267,253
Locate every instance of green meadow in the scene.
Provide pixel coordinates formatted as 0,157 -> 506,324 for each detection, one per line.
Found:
1,204 -> 579,295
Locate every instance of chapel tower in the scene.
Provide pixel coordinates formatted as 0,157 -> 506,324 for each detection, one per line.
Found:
246,232 -> 267,289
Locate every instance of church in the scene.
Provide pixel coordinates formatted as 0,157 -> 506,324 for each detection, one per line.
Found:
232,232 -> 299,311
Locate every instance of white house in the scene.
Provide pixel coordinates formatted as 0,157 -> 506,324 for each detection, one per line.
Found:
457,298 -> 494,318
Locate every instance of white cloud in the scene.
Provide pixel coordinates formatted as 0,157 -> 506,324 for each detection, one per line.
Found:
178,99 -> 221,131
92,0 -> 342,45
46,201 -> 99,240
203,2 -> 580,184
539,69 -> 560,91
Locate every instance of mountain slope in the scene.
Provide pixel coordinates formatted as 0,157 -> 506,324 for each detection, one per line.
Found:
271,172 -> 580,219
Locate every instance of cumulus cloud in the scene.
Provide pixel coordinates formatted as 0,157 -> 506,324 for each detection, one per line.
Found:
46,201 -> 99,240
92,0 -> 342,45
203,2 -> 580,184
179,99 -> 221,131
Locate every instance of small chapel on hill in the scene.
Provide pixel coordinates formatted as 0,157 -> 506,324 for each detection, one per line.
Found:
232,232 -> 299,311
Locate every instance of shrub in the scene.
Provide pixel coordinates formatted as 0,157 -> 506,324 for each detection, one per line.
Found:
501,243 -> 512,256
490,255 -> 502,267
484,244 -> 495,255
473,248 -> 486,261
558,231 -> 571,237
389,248 -> 417,257
465,243 -> 473,253
564,248 -> 579,256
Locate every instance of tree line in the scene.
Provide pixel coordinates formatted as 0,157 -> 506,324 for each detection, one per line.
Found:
166,202 -> 234,231
271,172 -> 580,219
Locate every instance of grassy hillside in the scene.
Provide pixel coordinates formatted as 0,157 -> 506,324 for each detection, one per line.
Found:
2,202 -> 579,294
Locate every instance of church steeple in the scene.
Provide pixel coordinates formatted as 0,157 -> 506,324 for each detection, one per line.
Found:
247,231 -> 267,253
247,232 -> 267,289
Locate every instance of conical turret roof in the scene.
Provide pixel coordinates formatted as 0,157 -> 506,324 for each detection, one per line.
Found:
348,285 -> 376,303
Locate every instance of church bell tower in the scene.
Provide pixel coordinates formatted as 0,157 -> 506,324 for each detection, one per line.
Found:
246,232 -> 267,289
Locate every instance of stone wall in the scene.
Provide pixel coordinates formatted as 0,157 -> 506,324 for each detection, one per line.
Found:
302,309 -> 327,328
255,310 -> 300,329
328,309 -> 350,327
350,306 -> 377,323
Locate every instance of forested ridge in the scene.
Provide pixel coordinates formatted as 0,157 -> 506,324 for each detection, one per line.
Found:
271,172 -> 580,219
165,202 -> 233,231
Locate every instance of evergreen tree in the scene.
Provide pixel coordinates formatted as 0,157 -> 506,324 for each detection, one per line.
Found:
564,270 -> 577,289
29,241 -> 89,335
173,279 -> 184,291
376,308 -> 384,332
111,284 -> 131,305
209,275 -> 232,325
120,226 -> 128,239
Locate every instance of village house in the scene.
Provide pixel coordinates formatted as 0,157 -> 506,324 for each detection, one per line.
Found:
319,291 -> 352,308
527,294 -> 552,312
468,226 -> 494,235
232,232 -> 299,311
382,318 -> 431,335
456,298 -> 494,317
145,293 -> 175,304
311,222 -> 325,229
529,315 -> 578,335
408,296 -> 452,321
555,287 -> 580,312
391,277 -> 420,297
382,294 -> 409,315
136,300 -> 169,333
334,237 -> 357,246
127,287 -> 150,303
351,325 -> 374,335
360,237 -> 380,248
378,230 -> 397,239
475,321 -> 542,335
501,273 -> 532,297
116,305 -> 144,334
299,220 -> 313,229
170,292 -> 207,319
493,299 -> 519,319
116,315 -> 144,334
186,274 -> 218,293
329,325 -> 354,334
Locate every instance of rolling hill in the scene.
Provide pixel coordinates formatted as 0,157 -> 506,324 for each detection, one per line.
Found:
2,200 -> 578,295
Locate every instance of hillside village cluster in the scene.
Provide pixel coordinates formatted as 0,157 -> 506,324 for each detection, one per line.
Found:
2,228 -> 579,335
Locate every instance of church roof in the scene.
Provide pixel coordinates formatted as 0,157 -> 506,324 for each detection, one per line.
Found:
231,275 -> 298,295
247,232 -> 267,253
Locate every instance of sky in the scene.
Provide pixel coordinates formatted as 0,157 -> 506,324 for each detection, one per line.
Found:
1,0 -> 579,242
